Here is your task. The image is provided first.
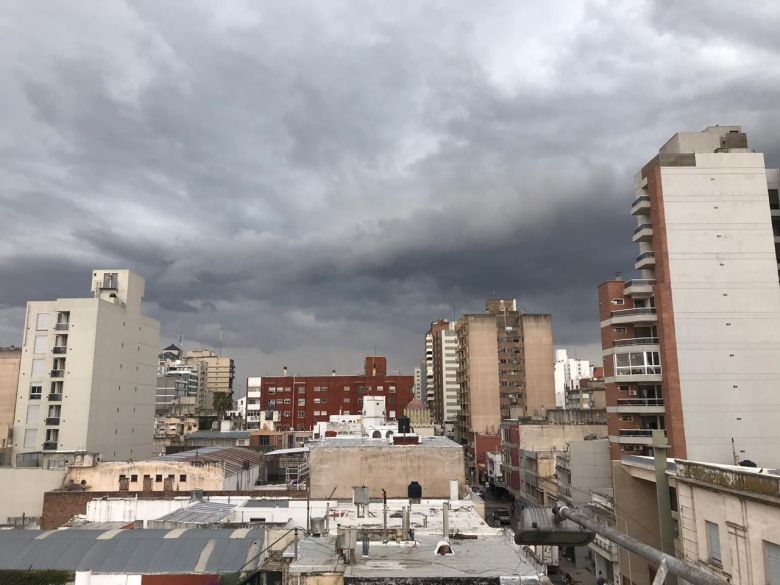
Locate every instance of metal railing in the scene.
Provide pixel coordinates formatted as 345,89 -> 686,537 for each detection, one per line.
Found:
625,279 -> 656,287
632,195 -> 650,208
45,417 -> 60,425
611,307 -> 656,318
52,346 -> 67,354
617,398 -> 664,407
619,429 -> 655,437
55,323 -> 69,331
634,223 -> 653,234
636,251 -> 655,261
47,394 -> 63,402
614,337 -> 658,347
50,369 -> 64,377
615,365 -> 662,376
42,441 -> 58,451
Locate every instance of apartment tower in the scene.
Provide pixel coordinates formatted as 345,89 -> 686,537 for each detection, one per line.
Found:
598,126 -> 780,465
424,320 -> 460,433
184,349 -> 235,415
12,270 -> 160,465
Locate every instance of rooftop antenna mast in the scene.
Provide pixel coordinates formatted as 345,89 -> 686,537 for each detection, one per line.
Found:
218,322 -> 223,357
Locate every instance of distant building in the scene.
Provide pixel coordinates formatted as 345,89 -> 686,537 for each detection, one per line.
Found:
184,349 -> 235,415
246,376 -> 262,428
12,269 -> 160,466
598,126 -> 780,464
554,348 -> 590,407
182,429 -> 251,448
63,446 -> 264,492
566,369 -> 606,410
156,344 -> 200,417
0,347 -> 21,464
425,319 -> 459,430
252,356 -> 414,432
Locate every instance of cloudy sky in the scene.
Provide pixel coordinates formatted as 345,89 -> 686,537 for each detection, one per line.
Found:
2,1 -> 779,391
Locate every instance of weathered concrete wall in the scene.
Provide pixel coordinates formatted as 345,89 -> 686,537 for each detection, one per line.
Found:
0,468 -> 67,523
65,460 -> 227,492
517,423 -> 607,452
309,444 -> 465,499
521,314 -> 555,416
0,348 -> 20,453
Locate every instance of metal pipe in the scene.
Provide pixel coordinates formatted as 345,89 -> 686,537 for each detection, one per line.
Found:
553,505 -> 728,585
442,502 -> 449,538
382,489 -> 388,544
653,430 -> 677,585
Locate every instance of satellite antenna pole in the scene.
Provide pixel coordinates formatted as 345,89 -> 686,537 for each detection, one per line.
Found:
219,322 -> 223,357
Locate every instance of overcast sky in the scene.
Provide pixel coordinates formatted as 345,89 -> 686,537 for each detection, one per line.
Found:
2,1 -> 779,392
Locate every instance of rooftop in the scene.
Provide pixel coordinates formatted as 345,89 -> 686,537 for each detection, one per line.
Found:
0,528 -> 264,574
310,435 -> 460,449
185,430 -> 251,440
157,446 -> 264,475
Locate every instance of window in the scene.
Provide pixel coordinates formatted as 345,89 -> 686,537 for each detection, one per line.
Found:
180,474 -> 187,482
611,299 -> 625,306
259,436 -> 270,446
620,415 -> 634,422
283,411 -> 291,417
29,384 -> 42,400
23,429 -> 37,448
613,327 -> 627,334
155,474 -> 163,483
298,399 -> 305,406
344,386 -> 350,392
297,386 -> 306,394
283,398 -> 291,405
268,399 -> 275,406
33,335 -> 48,354
706,521 -> 721,565
298,410 -> 305,418
36,313 -> 50,330
268,388 -> 276,394
321,397 -> 327,403
766,541 -> 780,585
377,386 -> 383,391
119,474 -> 127,481
344,397 -> 350,403
614,351 -> 661,376
31,358 -> 45,377
26,405 -> 40,424
45,428 -> 58,442
314,398 -> 320,404
131,475 -> 138,482
389,386 -> 396,393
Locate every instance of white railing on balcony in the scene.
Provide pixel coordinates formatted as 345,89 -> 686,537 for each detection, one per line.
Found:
616,398 -> 664,406
611,307 -> 656,318
614,337 -> 658,347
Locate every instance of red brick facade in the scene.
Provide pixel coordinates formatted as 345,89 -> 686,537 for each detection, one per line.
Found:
255,356 -> 414,431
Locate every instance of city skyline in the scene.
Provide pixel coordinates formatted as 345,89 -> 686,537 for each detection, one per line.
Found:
2,2 -> 780,389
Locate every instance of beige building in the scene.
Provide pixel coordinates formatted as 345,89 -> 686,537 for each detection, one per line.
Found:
0,347 -> 21,462
63,446 -> 264,492
185,349 -> 235,414
599,126 -> 780,465
308,435 -> 465,499
12,269 -> 160,466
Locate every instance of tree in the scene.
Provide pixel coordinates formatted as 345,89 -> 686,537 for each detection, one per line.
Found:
212,391 -> 234,420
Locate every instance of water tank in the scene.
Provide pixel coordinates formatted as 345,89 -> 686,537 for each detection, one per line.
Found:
353,485 -> 370,505
408,481 -> 422,502
398,416 -> 411,434
310,516 -> 326,536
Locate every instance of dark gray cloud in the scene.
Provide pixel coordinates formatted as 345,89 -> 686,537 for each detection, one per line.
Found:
1,1 -> 779,389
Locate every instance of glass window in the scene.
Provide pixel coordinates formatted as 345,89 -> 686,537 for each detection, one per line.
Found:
298,399 -> 305,406
29,384 -> 42,400
766,541 -> 780,585
33,335 -> 48,354
706,521 -> 721,564
36,313 -> 50,330
31,358 -> 45,377
26,405 -> 39,424
297,410 -> 305,418
23,429 -> 37,448
344,386 -> 350,392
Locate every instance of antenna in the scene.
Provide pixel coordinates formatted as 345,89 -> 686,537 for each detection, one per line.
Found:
218,322 -> 223,357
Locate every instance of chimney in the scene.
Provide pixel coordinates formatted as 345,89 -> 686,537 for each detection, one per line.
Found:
283,366 -> 288,376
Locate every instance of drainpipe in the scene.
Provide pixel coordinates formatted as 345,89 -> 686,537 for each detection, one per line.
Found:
653,430 -> 677,585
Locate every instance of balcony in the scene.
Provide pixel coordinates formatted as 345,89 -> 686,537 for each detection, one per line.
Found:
55,323 -> 69,331
45,417 -> 60,426
610,429 -> 654,445
610,398 -> 665,414
52,346 -> 67,355
631,195 -> 651,215
613,364 -> 662,384
47,393 -> 63,402
42,441 -> 58,451
633,223 -> 654,242
610,307 -> 657,325
624,279 -> 655,296
590,533 -> 619,561
620,428 -> 654,437
635,251 -> 656,270
613,337 -> 658,347
50,370 -> 65,378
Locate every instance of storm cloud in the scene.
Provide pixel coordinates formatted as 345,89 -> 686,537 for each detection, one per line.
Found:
2,1 -> 779,388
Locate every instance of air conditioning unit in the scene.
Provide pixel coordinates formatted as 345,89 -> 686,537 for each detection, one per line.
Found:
628,389 -> 638,396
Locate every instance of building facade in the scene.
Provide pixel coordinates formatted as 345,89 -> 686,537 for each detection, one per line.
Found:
424,319 -> 460,431
0,347 -> 22,463
12,269 -> 160,465
598,126 -> 780,465
156,344 -> 200,417
253,356 -> 413,431
184,349 -> 235,415
554,348 -> 591,408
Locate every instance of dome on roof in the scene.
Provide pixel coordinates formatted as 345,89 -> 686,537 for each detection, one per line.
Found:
406,399 -> 424,410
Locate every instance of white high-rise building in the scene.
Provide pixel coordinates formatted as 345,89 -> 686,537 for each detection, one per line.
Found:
438,323 -> 460,428
424,331 -> 434,410
12,269 -> 160,466
553,349 -> 590,408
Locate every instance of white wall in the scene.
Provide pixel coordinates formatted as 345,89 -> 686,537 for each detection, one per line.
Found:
661,152 -> 780,466
0,468 -> 66,523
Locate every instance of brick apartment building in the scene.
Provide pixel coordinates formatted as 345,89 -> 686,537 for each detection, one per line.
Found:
253,356 -> 414,431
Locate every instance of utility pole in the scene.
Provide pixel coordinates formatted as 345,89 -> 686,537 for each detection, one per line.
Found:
653,430 -> 677,585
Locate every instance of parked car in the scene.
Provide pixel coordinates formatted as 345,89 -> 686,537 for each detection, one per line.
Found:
492,509 -> 512,526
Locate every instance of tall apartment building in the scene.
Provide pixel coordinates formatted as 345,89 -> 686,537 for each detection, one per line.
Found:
254,356 -> 414,431
553,348 -> 590,407
455,300 -> 555,472
598,126 -> 780,465
184,349 -> 235,415
423,331 -> 435,411
428,320 -> 460,431
0,347 -> 22,463
156,344 -> 200,417
12,270 -> 160,466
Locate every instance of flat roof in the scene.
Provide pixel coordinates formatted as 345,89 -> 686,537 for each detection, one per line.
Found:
154,501 -> 236,524
156,446 -> 264,475
310,436 -> 460,449
0,528 -> 264,574
185,431 -> 250,439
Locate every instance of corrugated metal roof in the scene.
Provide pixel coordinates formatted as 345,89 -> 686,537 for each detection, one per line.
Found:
155,501 -> 236,524
265,447 -> 309,456
157,446 -> 264,476
0,528 -> 264,574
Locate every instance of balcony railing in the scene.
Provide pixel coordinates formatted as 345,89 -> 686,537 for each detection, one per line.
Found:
52,346 -> 67,354
45,417 -> 60,425
636,251 -> 655,262
617,398 -> 663,406
50,370 -> 64,378
631,195 -> 650,209
619,429 -> 655,437
614,337 -> 659,347
634,224 -> 653,234
615,365 -> 662,376
42,441 -> 58,451
47,393 -> 63,402
55,323 -> 69,331
611,308 -> 657,318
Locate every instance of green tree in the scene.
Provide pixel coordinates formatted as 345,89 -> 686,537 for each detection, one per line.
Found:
212,391 -> 234,420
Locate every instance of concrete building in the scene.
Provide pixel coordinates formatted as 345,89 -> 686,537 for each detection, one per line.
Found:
427,319 -> 460,432
63,447 -> 264,492
308,435 -> 465,499
183,429 -> 251,448
423,328 -> 435,410
413,365 -> 422,401
598,126 -> 780,465
0,346 -> 21,464
184,349 -> 235,415
156,344 -> 200,417
566,370 -> 606,410
12,269 -> 160,466
554,348 -> 591,408
500,409 -> 607,507
246,376 -> 263,428
253,356 -> 414,432
586,488 -> 621,585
